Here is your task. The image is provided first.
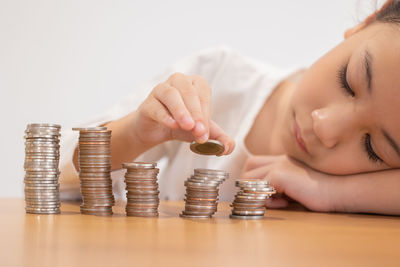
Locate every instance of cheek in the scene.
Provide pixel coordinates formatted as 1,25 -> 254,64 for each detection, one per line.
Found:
291,73 -> 322,109
306,146 -> 375,175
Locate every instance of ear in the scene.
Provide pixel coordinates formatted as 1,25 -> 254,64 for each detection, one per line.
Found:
344,0 -> 395,39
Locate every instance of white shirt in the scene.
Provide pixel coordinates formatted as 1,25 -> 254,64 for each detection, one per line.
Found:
60,46 -> 295,201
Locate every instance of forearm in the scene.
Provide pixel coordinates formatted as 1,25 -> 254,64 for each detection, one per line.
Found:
72,111 -> 155,171
329,169 -> 400,215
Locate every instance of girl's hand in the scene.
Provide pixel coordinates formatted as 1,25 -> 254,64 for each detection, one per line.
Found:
241,155 -> 334,212
132,72 -> 235,155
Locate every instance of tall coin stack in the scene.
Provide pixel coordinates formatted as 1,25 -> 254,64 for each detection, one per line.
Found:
230,180 -> 276,220
73,127 -> 114,216
180,168 -> 229,219
122,162 -> 160,217
24,123 -> 61,214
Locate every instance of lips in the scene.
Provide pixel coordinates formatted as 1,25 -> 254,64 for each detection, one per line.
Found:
293,116 -> 309,154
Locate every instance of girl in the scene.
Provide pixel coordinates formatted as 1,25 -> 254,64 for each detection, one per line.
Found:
61,0 -> 400,215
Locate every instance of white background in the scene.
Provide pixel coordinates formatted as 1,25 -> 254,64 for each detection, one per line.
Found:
0,0 -> 378,197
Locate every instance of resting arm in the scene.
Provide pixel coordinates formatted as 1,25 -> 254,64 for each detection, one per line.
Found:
330,168 -> 400,215
241,155 -> 400,216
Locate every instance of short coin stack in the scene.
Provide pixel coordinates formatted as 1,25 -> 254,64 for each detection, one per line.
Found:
230,180 -> 276,220
24,123 -> 61,214
180,168 -> 229,219
122,162 -> 160,217
73,127 -> 114,216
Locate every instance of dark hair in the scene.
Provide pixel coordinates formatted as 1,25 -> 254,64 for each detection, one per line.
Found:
376,1 -> 400,24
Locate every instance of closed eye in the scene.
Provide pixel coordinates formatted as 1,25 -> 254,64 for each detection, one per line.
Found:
338,63 -> 355,97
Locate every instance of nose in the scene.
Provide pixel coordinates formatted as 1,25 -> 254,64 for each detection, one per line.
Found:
311,105 -> 355,149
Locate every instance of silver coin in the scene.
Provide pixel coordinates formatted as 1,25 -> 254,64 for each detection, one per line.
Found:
122,162 -> 157,169
181,168 -> 229,218
236,180 -> 270,187
125,213 -> 158,217
194,168 -> 228,176
229,214 -> 265,220
26,211 -> 60,215
72,126 -> 107,131
184,181 -> 219,188
232,210 -> 265,216
126,194 -> 159,199
27,123 -> 61,129
179,213 -> 211,219
185,204 -> 217,211
25,206 -> 60,211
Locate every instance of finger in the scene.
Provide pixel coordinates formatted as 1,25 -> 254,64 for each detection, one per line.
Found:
144,97 -> 179,130
227,136 -> 236,155
191,75 -> 211,135
208,120 -> 235,156
265,197 -> 289,209
169,73 -> 207,141
153,83 -> 195,131
170,128 -> 197,143
241,165 -> 270,180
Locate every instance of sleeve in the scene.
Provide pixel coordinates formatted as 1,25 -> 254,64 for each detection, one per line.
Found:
59,46 -> 233,199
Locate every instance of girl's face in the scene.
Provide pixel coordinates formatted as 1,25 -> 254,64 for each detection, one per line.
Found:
281,22 -> 400,175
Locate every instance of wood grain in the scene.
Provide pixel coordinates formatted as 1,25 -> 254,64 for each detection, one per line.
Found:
1,199 -> 399,267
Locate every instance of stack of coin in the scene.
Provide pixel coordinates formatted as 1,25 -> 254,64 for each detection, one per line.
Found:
73,127 -> 114,216
122,162 -> 160,217
230,180 -> 276,220
180,168 -> 229,219
24,123 -> 61,214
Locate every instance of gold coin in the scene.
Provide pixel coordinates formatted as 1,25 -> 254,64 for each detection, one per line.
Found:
190,140 -> 225,156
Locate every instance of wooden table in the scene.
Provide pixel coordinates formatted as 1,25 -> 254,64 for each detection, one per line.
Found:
1,199 -> 399,267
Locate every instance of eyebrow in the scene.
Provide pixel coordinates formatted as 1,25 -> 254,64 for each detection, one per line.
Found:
382,129 -> 400,161
364,49 -> 373,94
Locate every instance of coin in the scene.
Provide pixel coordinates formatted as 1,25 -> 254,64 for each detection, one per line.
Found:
230,179 -> 276,220
180,168 -> 229,219
122,162 -> 157,169
122,161 -> 160,217
229,214 -> 265,220
190,140 -> 225,156
74,127 -> 115,215
179,213 -> 212,219
72,127 -> 107,131
126,212 -> 159,217
23,124 -> 62,214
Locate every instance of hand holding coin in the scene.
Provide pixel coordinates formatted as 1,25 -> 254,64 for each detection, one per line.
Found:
131,72 -> 235,155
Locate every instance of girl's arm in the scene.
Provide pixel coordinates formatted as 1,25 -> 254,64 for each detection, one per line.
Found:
330,168 -> 400,215
241,155 -> 400,216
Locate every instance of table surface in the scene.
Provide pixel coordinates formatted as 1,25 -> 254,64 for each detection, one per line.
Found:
1,198 -> 400,267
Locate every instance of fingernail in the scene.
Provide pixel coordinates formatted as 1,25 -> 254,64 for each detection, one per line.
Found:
181,115 -> 194,128
223,144 -> 229,155
195,122 -> 206,135
198,132 -> 208,143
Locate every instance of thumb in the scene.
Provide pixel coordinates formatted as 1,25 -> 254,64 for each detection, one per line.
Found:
209,120 -> 235,156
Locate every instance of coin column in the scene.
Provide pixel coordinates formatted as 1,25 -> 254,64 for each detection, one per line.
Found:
73,127 -> 115,216
24,123 -> 61,214
180,168 -> 229,219
230,180 -> 276,220
122,162 -> 160,217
